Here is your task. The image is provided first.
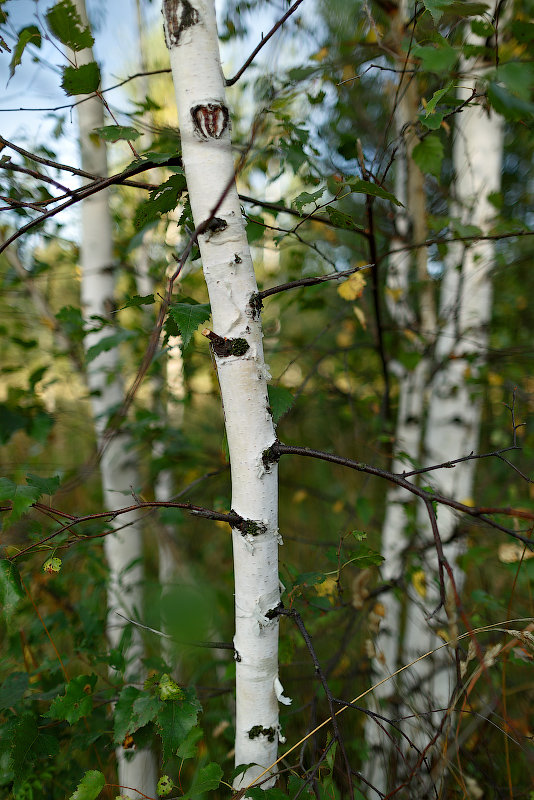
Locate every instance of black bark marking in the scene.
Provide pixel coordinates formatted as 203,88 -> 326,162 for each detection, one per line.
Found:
248,725 -> 276,742
191,103 -> 229,139
163,0 -> 199,49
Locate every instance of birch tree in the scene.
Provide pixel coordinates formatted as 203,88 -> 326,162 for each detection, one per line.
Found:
162,0 -> 283,786
70,0 -> 158,794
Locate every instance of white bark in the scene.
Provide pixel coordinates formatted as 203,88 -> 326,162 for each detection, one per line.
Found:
163,0 -> 282,787
400,55 -> 504,789
72,1 -> 157,796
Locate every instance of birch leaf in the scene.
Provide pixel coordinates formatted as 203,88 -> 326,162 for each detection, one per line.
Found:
9,26 -> 41,80
412,570 -> 427,598
188,762 -> 223,796
46,0 -> 94,51
168,302 -> 211,349
412,135 -> 444,179
156,689 -> 201,760
345,178 -> 403,206
69,771 -> 105,800
113,686 -> 142,743
61,63 -> 101,96
292,188 -> 325,212
337,272 -> 366,300
268,386 -> 294,423
93,125 -> 140,142
46,675 -> 97,724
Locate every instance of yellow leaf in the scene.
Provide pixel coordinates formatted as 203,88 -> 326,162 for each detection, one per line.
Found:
460,497 -> 475,507
316,577 -> 337,599
412,569 -> 427,598
437,629 -> 450,642
312,47 -> 329,62
353,306 -> 367,329
337,272 -> 366,301
498,543 -> 534,563
332,499 -> 344,513
292,489 -> 307,504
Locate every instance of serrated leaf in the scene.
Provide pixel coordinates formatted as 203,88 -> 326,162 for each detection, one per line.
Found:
26,473 -> 60,496
422,0 -> 444,23
292,188 -> 325,212
94,125 -> 140,142
132,693 -> 163,729
168,302 -> 211,349
0,672 -> 29,710
114,686 -> 142,743
268,386 -> 294,423
121,294 -> 155,309
176,726 -> 203,759
0,477 -> 16,501
412,43 -> 458,74
46,674 -> 97,724
345,178 -> 402,206
46,0 -> 94,51
9,25 -> 41,80
134,174 -> 186,229
189,762 -> 223,797
412,135 -> 444,179
61,62 -> 100,96
69,770 -> 106,800
0,560 -> 24,621
156,689 -> 201,760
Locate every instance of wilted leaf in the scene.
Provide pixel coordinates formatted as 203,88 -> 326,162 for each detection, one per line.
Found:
337,272 -> 366,301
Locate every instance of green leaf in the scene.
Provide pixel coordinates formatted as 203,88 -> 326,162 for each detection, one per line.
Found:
26,473 -> 61,496
156,689 -> 201,760
412,43 -> 458,74
94,125 -> 140,142
189,762 -> 223,797
168,302 -> 211,349
134,174 -> 186,229
85,330 -> 135,364
9,26 -> 41,80
132,693 -> 163,728
61,62 -> 100,96
0,477 -> 16,501
268,386 -> 294,423
511,20 -> 534,43
0,480 -> 40,521
0,560 -> 24,621
420,111 -> 445,130
325,208 -> 364,231
121,294 -> 155,309
0,672 -> 29,710
412,135 -> 444,179
69,770 -> 106,800
46,674 -> 97,724
10,715 -> 38,780
422,0 -> 444,23
487,81 -> 534,121
176,726 -> 203,759
345,178 -> 402,206
113,686 -> 142,743
495,62 -> 534,102
46,0 -> 94,51
471,19 -> 494,37
292,188 -> 325,212
425,82 -> 453,115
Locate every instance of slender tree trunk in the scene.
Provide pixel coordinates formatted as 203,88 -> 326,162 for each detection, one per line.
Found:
364,6 -> 433,789
163,0 -> 283,788
72,1 -> 157,795
395,45 -> 504,794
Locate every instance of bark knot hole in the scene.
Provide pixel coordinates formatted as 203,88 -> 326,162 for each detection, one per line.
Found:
191,103 -> 229,139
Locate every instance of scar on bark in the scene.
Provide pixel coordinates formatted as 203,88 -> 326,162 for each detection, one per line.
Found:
191,103 -> 229,139
248,725 -> 276,742
202,329 -> 249,357
163,0 -> 199,49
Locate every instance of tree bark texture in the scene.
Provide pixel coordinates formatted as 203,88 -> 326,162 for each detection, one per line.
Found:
163,0 -> 284,788
72,1 -> 158,795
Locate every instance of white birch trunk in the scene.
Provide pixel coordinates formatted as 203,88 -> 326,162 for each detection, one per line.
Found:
72,1 -> 157,795
163,0 -> 282,787
365,6 -> 432,787
400,53 -> 504,789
